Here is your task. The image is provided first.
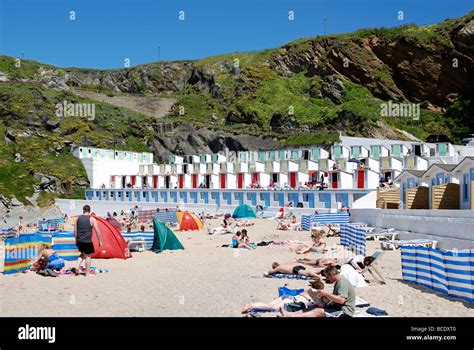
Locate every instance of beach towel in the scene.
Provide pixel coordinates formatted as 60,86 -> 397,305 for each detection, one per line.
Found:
266,273 -> 313,280
366,307 -> 388,316
278,287 -> 304,297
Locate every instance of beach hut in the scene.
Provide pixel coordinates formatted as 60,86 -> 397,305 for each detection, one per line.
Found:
370,145 -> 390,159
91,215 -> 131,259
237,172 -> 251,189
191,173 -> 203,188
350,145 -> 369,159
328,170 -> 354,189
219,172 -> 237,189
453,156 -> 474,209
404,155 -> 429,171
177,212 -> 204,231
355,168 -> 380,189
331,145 -> 350,160
232,204 -> 257,219
151,220 -> 184,252
391,144 -> 410,158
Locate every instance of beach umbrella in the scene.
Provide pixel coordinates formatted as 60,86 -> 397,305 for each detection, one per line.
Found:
176,211 -> 203,231
232,204 -> 257,219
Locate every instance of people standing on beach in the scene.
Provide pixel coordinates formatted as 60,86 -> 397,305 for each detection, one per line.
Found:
17,216 -> 25,236
74,205 -> 103,276
280,266 -> 356,318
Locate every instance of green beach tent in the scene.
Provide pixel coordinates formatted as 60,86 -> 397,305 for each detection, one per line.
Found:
232,204 -> 257,219
151,219 -> 184,253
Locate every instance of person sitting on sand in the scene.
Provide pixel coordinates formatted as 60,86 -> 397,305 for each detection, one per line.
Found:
231,230 -> 255,250
31,244 -> 65,271
280,266 -> 356,318
264,262 -> 319,278
277,220 -> 290,231
241,277 -> 330,314
296,229 -> 326,254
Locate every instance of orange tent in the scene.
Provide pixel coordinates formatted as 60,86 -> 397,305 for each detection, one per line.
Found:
176,212 -> 203,231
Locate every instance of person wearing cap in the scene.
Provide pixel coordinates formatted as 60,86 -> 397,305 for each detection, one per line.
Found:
280,266 -> 356,317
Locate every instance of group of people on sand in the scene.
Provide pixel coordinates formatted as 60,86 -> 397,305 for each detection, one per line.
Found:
31,205 -> 103,277
243,264 -> 356,318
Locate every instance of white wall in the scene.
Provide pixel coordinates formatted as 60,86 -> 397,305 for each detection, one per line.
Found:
350,208 -> 474,250
80,158 -> 141,189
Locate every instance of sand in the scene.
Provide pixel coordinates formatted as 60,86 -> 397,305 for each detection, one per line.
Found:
1,218 -> 472,317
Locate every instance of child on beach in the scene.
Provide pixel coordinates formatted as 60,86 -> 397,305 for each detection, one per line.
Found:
31,244 -> 65,272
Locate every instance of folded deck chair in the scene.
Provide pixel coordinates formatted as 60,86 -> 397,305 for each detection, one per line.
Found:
381,239 -> 437,251
366,228 -> 398,241
360,250 -> 386,284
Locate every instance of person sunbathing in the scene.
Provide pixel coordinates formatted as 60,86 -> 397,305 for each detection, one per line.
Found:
264,262 -> 319,278
241,278 -> 330,314
280,266 -> 356,318
296,257 -> 342,268
30,244 -> 65,271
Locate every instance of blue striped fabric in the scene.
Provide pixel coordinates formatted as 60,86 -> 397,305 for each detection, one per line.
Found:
38,217 -> 65,231
3,234 -> 53,274
301,215 -> 316,231
121,231 -> 155,250
301,212 -> 350,231
37,231 -> 79,261
340,224 -> 367,256
154,211 -> 178,223
401,246 -> 474,303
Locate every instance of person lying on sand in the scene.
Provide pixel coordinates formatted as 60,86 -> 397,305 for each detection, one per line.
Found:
264,262 -> 319,278
30,244 -> 65,271
296,257 -> 342,268
241,277 -> 330,314
208,224 -> 235,235
280,266 -> 356,318
235,220 -> 255,227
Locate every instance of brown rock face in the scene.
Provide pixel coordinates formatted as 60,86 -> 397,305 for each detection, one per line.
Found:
267,16 -> 474,109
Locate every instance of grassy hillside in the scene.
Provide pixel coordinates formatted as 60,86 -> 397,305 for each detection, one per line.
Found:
0,12 -> 472,203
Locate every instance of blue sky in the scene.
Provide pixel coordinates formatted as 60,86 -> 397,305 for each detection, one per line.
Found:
0,0 -> 472,69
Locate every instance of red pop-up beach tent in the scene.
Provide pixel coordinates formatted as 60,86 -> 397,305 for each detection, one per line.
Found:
90,215 -> 131,259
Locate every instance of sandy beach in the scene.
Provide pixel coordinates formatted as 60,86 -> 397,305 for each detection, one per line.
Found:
1,218 -> 472,317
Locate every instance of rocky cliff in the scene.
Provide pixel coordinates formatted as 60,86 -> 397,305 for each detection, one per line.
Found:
0,12 -> 473,205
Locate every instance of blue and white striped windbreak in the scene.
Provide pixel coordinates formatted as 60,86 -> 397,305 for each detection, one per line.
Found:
401,246 -> 474,303
301,212 -> 350,231
340,223 -> 367,256
121,231 -> 155,250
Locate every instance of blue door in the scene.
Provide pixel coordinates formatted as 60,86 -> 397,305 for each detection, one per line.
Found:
264,193 -> 270,207
308,193 -> 315,208
251,192 -> 257,206
278,192 -> 285,207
